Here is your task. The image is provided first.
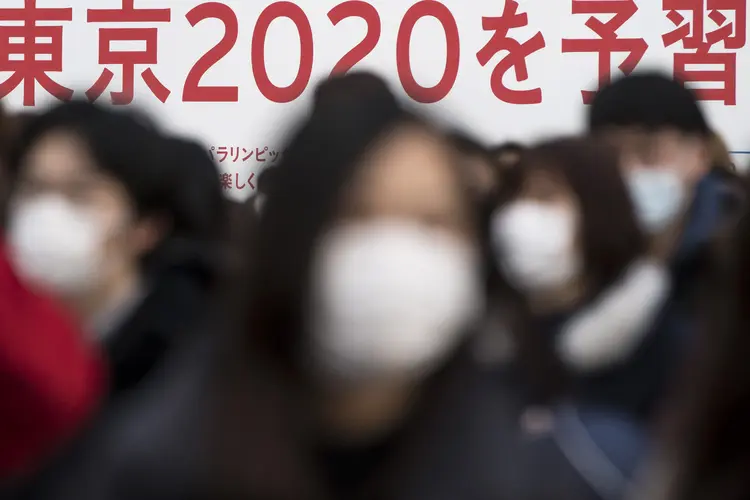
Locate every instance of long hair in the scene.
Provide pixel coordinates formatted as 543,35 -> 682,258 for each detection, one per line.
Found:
660,178 -> 750,500
490,137 -> 646,403
243,72 -> 478,372
207,72 -> 483,499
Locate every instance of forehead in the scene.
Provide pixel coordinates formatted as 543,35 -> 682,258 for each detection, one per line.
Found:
346,125 -> 464,212
21,130 -> 97,181
603,127 -> 697,149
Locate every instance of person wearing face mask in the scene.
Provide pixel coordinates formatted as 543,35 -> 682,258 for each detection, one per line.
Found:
0,103 -> 104,483
482,137 -> 670,497
3,101 -> 223,499
79,73 -> 604,500
0,103 -> 104,487
588,72 -> 743,422
0,238 -> 105,485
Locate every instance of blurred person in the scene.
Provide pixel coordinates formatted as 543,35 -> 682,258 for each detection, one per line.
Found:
484,137 -> 669,494
3,101 -> 222,498
634,182 -> 750,500
0,240 -> 104,484
1,105 -> 103,484
84,73 -> 606,500
588,72 -> 742,420
448,131 -> 498,200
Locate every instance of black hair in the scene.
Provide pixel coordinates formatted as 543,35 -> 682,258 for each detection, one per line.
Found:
524,137 -> 644,293
659,178 -> 750,500
588,72 -> 710,136
256,166 -> 279,196
160,136 -> 226,243
492,137 -> 646,403
8,100 -> 173,220
245,72 -> 477,368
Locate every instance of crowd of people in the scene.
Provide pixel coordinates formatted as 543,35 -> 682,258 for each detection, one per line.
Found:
0,70 -> 748,500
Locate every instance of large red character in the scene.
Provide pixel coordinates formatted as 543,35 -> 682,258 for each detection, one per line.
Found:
562,0 -> 648,104
663,0 -> 746,105
87,0 -> 171,104
0,0 -> 73,106
476,0 -> 546,105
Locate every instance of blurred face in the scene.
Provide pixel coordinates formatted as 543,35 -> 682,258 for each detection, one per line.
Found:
606,127 -> 708,234
7,131 -> 159,307
491,167 -> 583,294
608,128 -> 710,188
340,125 -> 475,239
307,124 -> 484,383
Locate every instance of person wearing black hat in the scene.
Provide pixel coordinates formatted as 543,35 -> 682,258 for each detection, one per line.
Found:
586,72 -> 743,423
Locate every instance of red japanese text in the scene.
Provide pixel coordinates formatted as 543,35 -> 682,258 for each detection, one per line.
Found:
0,0 -> 73,106
562,0 -> 647,104
476,0 -> 546,105
663,0 -> 746,105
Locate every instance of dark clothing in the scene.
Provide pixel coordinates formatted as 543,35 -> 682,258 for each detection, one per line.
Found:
584,169 -> 739,421
106,250 -> 213,394
11,239 -> 217,500
57,330 -> 612,500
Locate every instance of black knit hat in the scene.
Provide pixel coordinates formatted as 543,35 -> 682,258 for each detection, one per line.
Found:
588,72 -> 710,136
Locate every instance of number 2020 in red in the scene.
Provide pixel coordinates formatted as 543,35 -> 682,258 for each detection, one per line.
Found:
182,0 -> 461,104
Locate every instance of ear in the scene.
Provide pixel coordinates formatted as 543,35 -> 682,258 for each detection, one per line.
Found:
131,214 -> 171,256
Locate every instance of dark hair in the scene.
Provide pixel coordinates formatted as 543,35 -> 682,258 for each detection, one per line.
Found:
8,100 -> 172,220
659,180 -> 750,500
494,137 -> 646,403
256,166 -> 279,196
588,72 -> 710,137
522,137 -> 645,293
449,130 -> 489,158
245,72 -> 475,368
161,136 -> 226,243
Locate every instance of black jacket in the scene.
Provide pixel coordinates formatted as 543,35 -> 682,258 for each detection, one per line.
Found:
52,332 -> 609,500
11,240 -> 218,500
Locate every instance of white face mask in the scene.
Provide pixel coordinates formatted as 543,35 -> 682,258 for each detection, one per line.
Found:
626,167 -> 686,234
7,195 -> 106,295
308,221 -> 484,381
492,201 -> 581,292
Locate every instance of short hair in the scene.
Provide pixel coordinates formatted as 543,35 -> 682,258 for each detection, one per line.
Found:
588,72 -> 710,137
8,100 -> 172,219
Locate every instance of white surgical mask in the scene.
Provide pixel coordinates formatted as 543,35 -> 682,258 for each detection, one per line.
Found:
308,220 -> 484,380
626,167 -> 686,234
7,195 -> 106,294
492,201 -> 581,291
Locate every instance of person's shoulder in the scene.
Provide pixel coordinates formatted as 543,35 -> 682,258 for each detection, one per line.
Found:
99,341 -> 218,499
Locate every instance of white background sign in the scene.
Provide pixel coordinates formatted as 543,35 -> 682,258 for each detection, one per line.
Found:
1,0 -> 747,199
